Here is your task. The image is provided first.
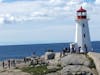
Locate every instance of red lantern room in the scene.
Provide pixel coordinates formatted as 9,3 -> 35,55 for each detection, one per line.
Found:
77,6 -> 87,19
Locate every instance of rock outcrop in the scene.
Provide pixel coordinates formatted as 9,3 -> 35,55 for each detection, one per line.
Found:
88,52 -> 100,75
61,54 -> 90,67
46,53 -> 97,75
61,65 -> 93,75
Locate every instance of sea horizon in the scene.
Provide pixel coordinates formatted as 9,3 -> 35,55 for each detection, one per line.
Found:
0,41 -> 100,46
0,41 -> 100,61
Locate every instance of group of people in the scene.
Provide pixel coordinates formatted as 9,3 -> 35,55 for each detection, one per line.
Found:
61,46 -> 84,56
24,56 -> 46,66
2,59 -> 16,69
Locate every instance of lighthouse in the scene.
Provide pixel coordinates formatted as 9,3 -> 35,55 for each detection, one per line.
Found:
75,7 -> 92,53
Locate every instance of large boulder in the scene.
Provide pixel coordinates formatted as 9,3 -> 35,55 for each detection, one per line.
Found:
45,52 -> 55,60
61,54 -> 90,67
61,65 -> 94,75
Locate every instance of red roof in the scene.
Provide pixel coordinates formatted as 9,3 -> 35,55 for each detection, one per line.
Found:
77,6 -> 86,12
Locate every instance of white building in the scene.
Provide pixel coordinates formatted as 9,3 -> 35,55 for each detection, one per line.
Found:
75,7 -> 92,53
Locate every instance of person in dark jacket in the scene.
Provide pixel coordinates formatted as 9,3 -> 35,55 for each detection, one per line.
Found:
8,60 -> 11,69
2,61 -> 5,69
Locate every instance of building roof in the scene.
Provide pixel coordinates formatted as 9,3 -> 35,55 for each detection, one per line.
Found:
77,6 -> 86,12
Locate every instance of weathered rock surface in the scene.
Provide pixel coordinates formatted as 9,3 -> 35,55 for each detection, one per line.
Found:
88,52 -> 100,75
46,53 -> 97,75
61,65 -> 93,75
46,72 -> 59,75
61,54 -> 90,67
0,69 -> 30,75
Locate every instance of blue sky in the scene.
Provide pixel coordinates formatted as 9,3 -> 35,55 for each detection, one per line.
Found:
0,0 -> 100,45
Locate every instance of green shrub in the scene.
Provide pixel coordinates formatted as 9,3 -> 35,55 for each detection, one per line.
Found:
57,64 -> 61,67
86,55 -> 96,69
89,57 -> 96,69
21,65 -> 61,75
21,65 -> 47,75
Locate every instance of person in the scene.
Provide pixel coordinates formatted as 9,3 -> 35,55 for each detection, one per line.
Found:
30,60 -> 34,66
62,49 -> 65,56
24,57 -> 26,63
79,47 -> 81,53
84,45 -> 88,53
72,47 -> 75,53
12,60 -> 16,67
8,60 -> 11,69
68,47 -> 70,53
2,61 -> 5,69
65,48 -> 69,53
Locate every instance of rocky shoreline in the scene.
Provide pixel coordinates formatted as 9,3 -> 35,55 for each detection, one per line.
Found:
44,52 -> 98,75
88,52 -> 100,75
0,51 -> 99,75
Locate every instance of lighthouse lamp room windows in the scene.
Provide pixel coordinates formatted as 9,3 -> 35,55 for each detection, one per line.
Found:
77,12 -> 86,16
82,12 -> 86,16
77,12 -> 81,16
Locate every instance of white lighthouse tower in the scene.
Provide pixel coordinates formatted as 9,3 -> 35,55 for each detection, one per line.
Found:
75,7 -> 92,53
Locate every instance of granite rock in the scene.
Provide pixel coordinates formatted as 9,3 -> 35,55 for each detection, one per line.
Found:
61,65 -> 93,75
61,54 -> 90,67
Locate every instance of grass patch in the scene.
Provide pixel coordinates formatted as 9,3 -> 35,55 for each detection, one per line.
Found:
1,70 -> 6,73
15,67 -> 19,69
88,57 -> 96,69
21,65 -> 47,75
85,54 -> 96,69
21,65 -> 62,75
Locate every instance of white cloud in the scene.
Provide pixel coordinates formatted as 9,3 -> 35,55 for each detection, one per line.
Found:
0,0 -> 2,2
95,0 -> 100,4
0,0 -> 99,24
0,0 -> 99,44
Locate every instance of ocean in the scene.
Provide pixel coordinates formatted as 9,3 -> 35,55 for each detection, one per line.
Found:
0,41 -> 100,61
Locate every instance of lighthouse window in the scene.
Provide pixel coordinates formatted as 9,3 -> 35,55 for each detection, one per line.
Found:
83,34 -> 85,38
82,12 -> 86,16
83,24 -> 85,27
77,12 -> 81,16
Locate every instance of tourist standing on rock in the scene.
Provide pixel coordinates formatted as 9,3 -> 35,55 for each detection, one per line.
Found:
30,60 -> 34,66
8,60 -> 11,69
24,57 -> 26,63
12,60 -> 16,67
2,61 -> 5,69
79,47 -> 81,53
